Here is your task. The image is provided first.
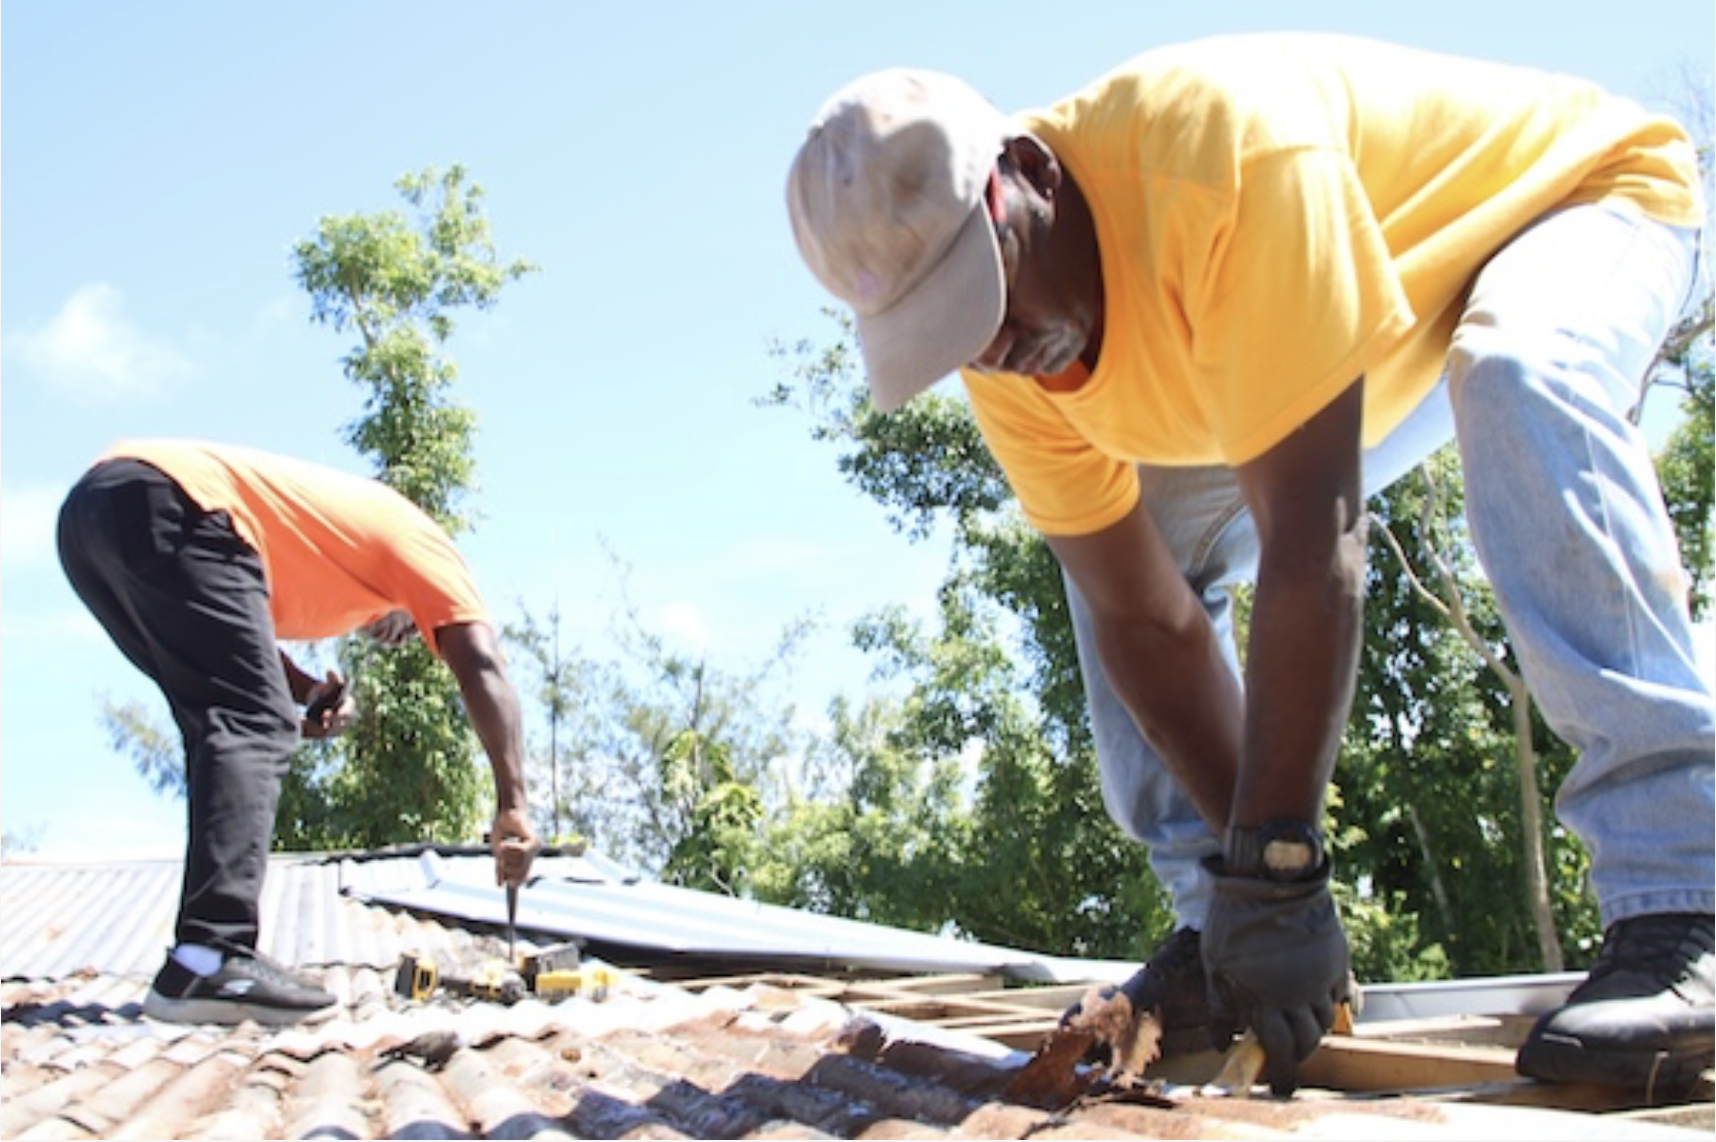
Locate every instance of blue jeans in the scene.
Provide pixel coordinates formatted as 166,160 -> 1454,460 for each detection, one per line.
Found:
1069,203 -> 1713,932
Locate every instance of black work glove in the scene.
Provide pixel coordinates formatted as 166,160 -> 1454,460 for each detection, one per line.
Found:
1201,855 -> 1350,1097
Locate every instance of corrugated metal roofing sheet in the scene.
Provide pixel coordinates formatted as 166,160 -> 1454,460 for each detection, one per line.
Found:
339,849 -> 1107,981
0,845 -> 1108,985
0,850 -> 511,982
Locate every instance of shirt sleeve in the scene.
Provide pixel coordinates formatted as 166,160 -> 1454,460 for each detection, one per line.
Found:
373,513 -> 492,659
961,371 -> 1142,537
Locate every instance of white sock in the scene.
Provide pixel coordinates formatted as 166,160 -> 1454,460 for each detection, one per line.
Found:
171,943 -> 223,977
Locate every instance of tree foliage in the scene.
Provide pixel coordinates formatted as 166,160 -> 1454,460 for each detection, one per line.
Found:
98,694 -> 186,800
750,691 -> 967,930
1652,288 -> 1715,619
849,587 -> 1169,957
505,551 -> 813,884
276,165 -> 536,851
1349,455 -> 1592,977
757,313 -> 1170,960
293,164 -> 536,531
502,601 -> 613,847
758,289 -> 1706,978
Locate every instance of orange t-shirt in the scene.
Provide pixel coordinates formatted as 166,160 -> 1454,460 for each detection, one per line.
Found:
101,439 -> 490,657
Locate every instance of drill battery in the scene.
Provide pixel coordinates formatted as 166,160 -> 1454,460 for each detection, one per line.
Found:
521,940 -> 617,1001
394,941 -> 616,1005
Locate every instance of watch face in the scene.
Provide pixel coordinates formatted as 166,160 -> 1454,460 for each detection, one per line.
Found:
1226,820 -> 1324,879
1262,837 -> 1317,874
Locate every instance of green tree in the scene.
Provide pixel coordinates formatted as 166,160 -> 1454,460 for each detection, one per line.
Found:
761,313 -> 1168,959
99,694 -> 185,800
510,549 -> 813,881
293,164 -> 536,529
1355,455 -> 1590,978
751,691 -> 966,929
1650,295 -> 1715,619
849,588 -> 1170,957
662,733 -> 766,894
276,164 -> 536,850
606,607 -> 810,881
503,600 -> 613,846
1650,79 -> 1716,619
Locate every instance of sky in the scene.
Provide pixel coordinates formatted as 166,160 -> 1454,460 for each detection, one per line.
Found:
4,1 -> 1713,859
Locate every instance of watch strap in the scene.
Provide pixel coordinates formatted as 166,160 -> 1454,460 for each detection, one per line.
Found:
1224,819 -> 1326,881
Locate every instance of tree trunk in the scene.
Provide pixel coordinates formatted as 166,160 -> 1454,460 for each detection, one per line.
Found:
1509,675 -> 1563,971
1378,467 -> 1566,972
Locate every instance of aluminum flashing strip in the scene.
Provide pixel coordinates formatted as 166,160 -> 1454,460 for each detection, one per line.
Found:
1355,972 -> 1583,1022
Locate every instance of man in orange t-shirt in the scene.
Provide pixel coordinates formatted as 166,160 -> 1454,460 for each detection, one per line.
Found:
57,439 -> 540,1026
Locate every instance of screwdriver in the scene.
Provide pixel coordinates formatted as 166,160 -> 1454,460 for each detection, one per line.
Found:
505,882 -> 518,964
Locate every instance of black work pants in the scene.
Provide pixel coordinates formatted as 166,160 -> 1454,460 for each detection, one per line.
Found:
57,458 -> 298,952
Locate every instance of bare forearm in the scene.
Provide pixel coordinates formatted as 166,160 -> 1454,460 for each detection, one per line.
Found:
1234,522 -> 1368,826
1099,610 -> 1244,830
1231,380 -> 1369,830
435,622 -> 529,814
463,677 -> 529,813
1049,500 -> 1248,831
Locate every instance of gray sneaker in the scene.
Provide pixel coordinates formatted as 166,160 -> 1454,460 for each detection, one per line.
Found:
143,948 -> 339,1026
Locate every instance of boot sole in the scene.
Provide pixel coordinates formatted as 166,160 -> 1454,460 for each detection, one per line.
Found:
1517,1031 -> 1713,1100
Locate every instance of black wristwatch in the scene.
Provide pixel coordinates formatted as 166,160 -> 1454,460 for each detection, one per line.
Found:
1225,819 -> 1326,881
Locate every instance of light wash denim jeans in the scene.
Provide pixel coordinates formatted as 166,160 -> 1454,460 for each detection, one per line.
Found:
1068,203 -> 1714,933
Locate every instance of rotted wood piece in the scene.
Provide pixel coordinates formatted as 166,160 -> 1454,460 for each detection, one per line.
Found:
1003,982 -> 1168,1110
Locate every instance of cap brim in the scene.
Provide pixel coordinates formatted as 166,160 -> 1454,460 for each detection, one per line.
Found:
855,205 -> 1006,413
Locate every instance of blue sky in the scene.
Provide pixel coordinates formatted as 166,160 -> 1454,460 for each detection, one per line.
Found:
4,2 -> 1712,858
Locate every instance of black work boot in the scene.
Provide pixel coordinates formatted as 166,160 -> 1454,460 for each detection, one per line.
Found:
1516,912 -> 1714,1098
1062,926 -> 1212,1057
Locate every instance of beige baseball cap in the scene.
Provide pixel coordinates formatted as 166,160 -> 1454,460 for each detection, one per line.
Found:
786,69 -> 1013,412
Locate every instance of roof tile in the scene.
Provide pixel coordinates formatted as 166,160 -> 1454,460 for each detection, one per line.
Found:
6,851 -> 1710,1139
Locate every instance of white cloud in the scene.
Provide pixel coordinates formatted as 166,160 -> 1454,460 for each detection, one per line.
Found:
654,601 -> 710,651
0,483 -> 70,570
8,282 -> 191,402
0,606 -> 107,647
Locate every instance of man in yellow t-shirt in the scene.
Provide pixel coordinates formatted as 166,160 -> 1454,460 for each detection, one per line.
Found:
57,439 -> 541,1026
787,34 -> 1712,1096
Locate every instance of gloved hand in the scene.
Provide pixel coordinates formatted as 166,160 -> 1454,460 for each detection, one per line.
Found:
1201,855 -> 1350,1097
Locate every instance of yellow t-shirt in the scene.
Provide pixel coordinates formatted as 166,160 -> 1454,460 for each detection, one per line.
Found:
102,439 -> 490,657
961,33 -> 1702,537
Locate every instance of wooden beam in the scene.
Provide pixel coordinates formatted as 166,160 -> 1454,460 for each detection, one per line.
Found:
1297,1035 -> 1521,1092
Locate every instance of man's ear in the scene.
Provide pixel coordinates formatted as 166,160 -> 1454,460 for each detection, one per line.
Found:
1002,133 -> 1061,203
